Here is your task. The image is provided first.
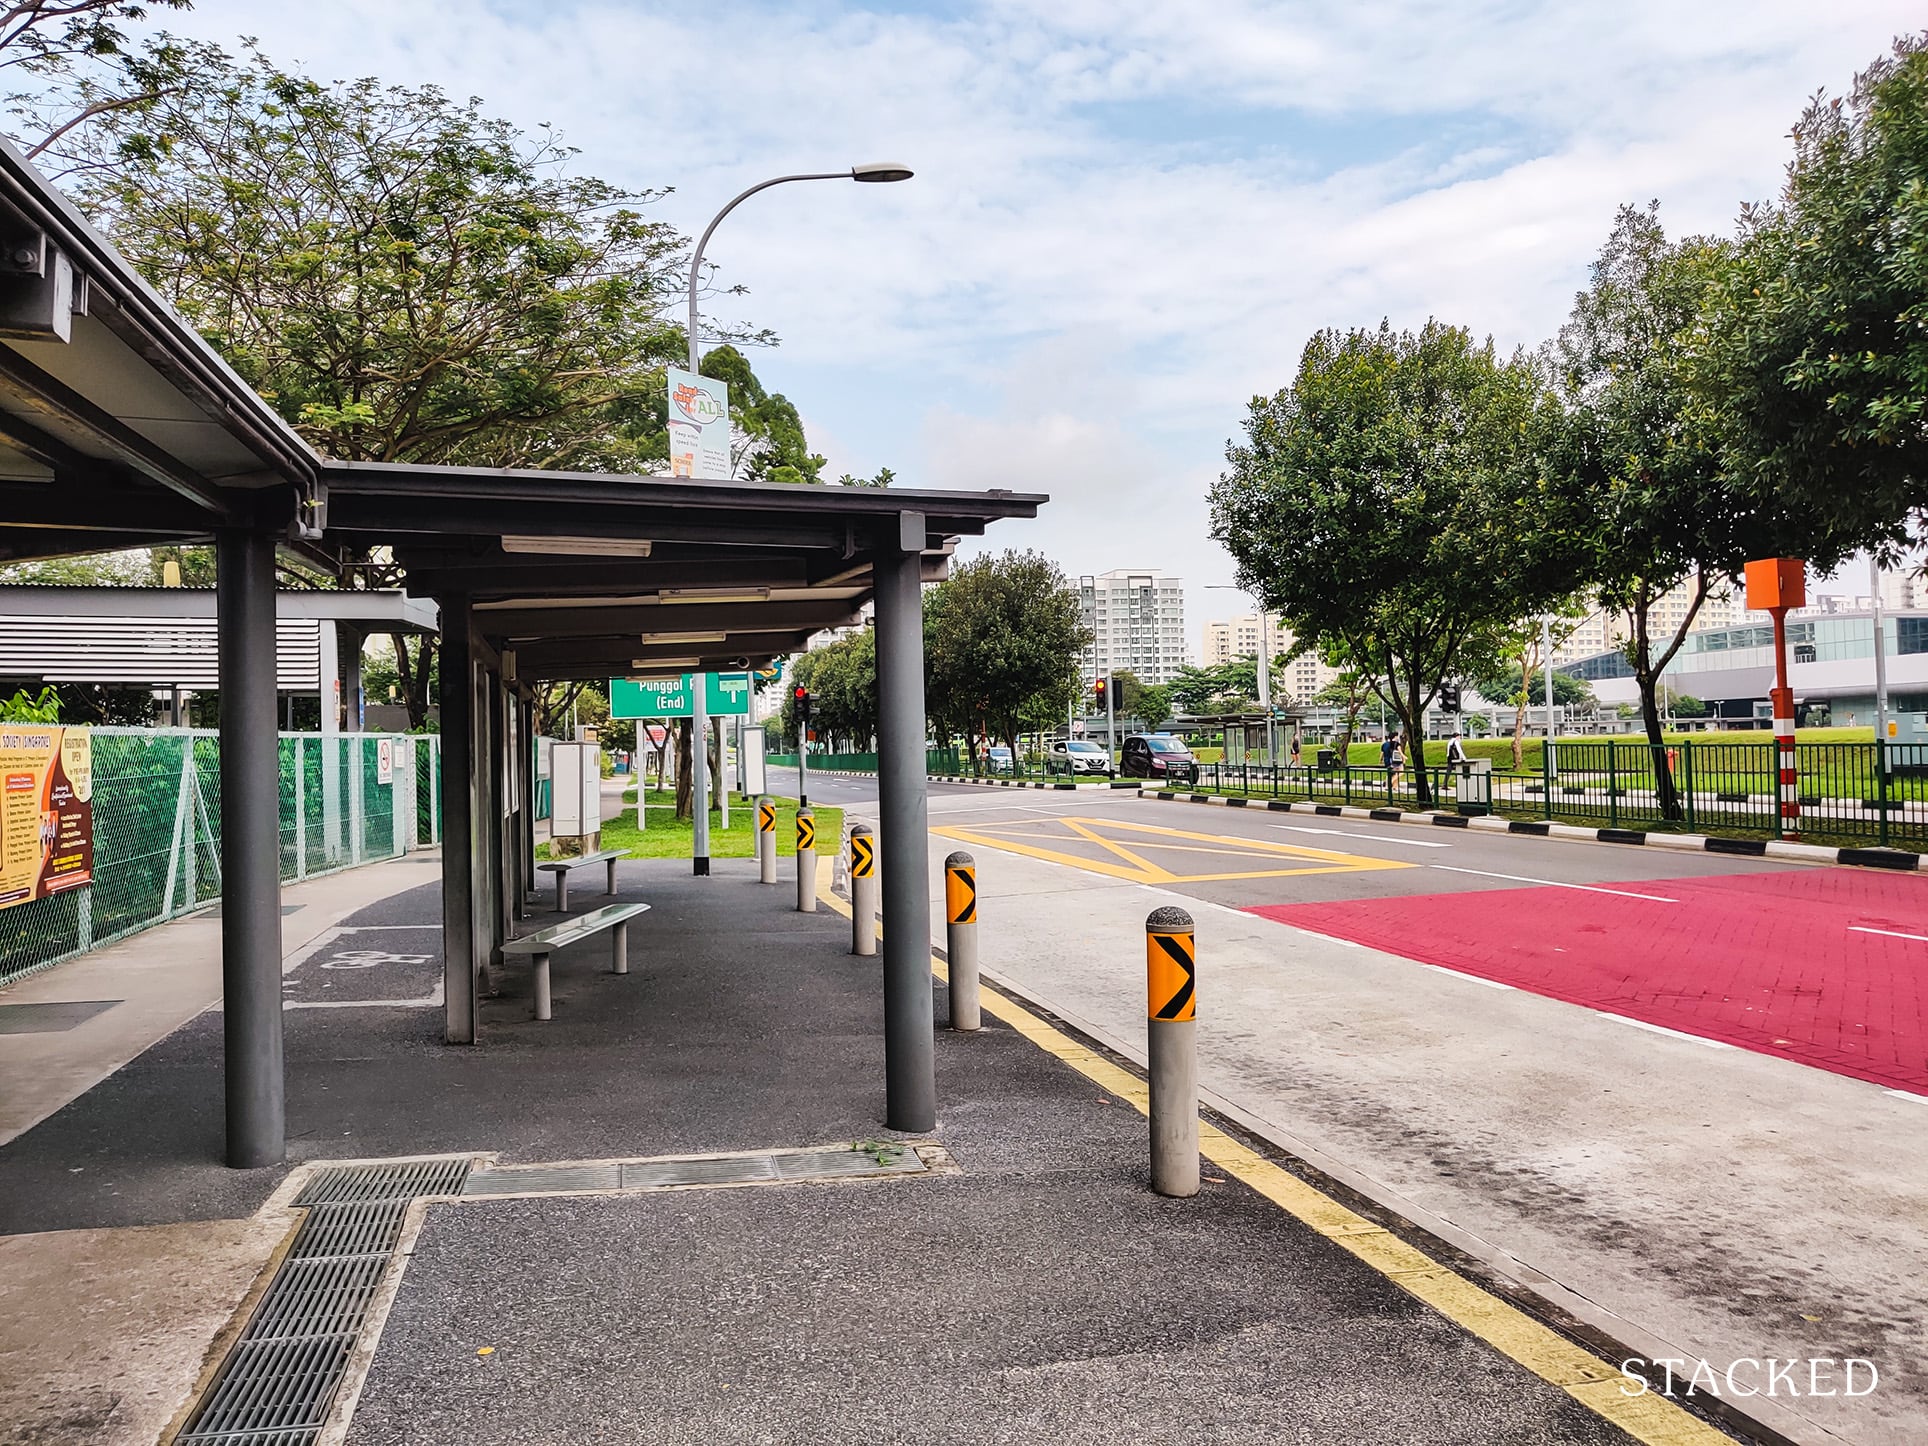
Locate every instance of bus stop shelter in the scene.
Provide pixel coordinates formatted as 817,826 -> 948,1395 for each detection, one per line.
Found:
0,135 -> 1042,1167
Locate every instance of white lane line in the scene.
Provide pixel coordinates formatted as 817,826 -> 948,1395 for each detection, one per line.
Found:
1136,883 -> 1252,919
1427,864 -> 1678,903
1886,1089 -> 1928,1104
1424,964 -> 1515,991
1273,825 -> 1451,849
1850,925 -> 1928,944
1601,1014 -> 1733,1049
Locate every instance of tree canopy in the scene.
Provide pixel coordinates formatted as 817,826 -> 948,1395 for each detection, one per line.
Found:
1212,320 -> 1572,804
1690,35 -> 1928,554
925,550 -> 1090,764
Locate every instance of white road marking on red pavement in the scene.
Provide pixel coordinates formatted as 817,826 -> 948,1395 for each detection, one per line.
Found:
1272,825 -> 1451,848
1427,864 -> 1678,903
1850,925 -> 1928,944
1424,964 -> 1515,991
1601,1014 -> 1733,1049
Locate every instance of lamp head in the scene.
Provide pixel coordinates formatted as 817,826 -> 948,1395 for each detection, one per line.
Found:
851,161 -> 914,183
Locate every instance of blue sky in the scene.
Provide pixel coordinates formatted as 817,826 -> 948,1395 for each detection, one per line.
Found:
137,1 -> 1922,642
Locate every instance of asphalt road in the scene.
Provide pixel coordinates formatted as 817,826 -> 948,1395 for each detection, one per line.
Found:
813,774 -> 1926,1446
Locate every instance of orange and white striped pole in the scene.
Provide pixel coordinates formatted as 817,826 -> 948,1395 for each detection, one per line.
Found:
1746,558 -> 1807,842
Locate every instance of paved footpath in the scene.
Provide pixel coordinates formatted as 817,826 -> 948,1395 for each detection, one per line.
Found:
2,851 -> 1725,1446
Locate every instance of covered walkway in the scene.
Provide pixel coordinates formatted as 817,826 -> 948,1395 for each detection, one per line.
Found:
0,131 -> 1040,1170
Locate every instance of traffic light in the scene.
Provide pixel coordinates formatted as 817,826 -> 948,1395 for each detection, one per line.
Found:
793,684 -> 811,719
1440,682 -> 1462,713
1094,677 -> 1108,711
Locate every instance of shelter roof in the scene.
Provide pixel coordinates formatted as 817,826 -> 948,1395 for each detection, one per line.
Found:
0,139 -> 1045,681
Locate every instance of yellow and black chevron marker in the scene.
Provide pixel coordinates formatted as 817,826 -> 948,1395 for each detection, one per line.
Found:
1146,911 -> 1196,1021
945,857 -> 976,925
757,799 -> 776,833
851,831 -> 875,878
796,811 -> 815,852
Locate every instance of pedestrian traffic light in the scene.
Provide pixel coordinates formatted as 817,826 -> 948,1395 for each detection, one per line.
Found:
1094,677 -> 1108,711
1440,682 -> 1462,713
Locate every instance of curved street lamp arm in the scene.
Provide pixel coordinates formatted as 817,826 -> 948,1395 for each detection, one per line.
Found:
686,172 -> 851,370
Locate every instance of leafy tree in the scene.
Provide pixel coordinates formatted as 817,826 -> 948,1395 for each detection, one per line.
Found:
1166,658 -> 1258,715
1690,35 -> 1928,554
0,1 -> 194,173
836,467 -> 895,488
1135,684 -> 1175,732
0,685 -> 60,722
19,42 -> 811,728
1545,205 -> 1819,815
698,345 -> 826,484
1467,610 -> 1585,768
925,550 -> 1091,770
781,628 -> 876,750
1312,665 -> 1374,750
1213,320 -> 1571,805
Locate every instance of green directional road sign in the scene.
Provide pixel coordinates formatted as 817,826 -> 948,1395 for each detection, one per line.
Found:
610,672 -> 751,719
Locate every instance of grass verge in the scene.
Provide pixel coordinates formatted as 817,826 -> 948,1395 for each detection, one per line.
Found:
543,789 -> 843,862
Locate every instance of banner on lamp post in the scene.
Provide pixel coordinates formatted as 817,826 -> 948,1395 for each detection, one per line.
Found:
666,367 -> 730,479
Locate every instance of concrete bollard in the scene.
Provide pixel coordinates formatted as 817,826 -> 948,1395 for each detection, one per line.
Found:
795,806 -> 817,912
1146,906 -> 1198,1198
849,823 -> 878,956
945,850 -> 980,1031
757,796 -> 777,884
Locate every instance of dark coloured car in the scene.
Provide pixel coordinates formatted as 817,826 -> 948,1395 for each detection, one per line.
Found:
1119,733 -> 1196,779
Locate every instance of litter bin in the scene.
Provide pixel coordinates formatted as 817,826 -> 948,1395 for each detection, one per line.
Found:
1317,748 -> 1337,772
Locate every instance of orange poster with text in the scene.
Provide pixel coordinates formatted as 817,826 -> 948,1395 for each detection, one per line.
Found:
0,725 -> 93,910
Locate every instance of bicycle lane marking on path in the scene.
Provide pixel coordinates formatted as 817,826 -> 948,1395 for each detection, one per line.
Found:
1247,866 -> 1928,1095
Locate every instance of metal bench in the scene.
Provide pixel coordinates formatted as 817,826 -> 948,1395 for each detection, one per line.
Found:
500,902 -> 650,1020
536,848 -> 623,911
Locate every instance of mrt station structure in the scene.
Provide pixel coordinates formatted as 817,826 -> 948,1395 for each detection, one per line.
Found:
0,138 -> 1041,1165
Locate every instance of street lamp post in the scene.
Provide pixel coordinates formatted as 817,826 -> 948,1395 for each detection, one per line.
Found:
680,160 -> 913,874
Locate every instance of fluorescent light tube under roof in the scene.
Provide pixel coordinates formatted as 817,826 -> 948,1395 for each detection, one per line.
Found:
630,657 -> 701,669
501,535 -> 654,556
641,631 -> 727,644
657,586 -> 770,604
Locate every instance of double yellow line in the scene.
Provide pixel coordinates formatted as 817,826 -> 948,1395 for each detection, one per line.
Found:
818,876 -> 1726,1446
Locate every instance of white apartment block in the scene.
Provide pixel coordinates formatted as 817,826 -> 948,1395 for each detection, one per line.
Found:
1200,613 -> 1343,704
1080,570 -> 1188,685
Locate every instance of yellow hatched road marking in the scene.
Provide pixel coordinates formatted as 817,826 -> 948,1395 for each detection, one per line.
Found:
814,876 -> 1728,1446
931,815 -> 1413,885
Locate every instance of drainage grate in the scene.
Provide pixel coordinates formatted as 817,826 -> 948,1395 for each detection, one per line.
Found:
460,1146 -> 930,1197
178,1157 -> 471,1446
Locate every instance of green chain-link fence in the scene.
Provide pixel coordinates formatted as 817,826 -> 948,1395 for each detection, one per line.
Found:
0,728 -> 440,987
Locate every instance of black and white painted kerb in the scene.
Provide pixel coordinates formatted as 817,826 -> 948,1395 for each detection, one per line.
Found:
1137,790 -> 1922,871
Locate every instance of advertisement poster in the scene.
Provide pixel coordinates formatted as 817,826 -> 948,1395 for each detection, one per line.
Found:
0,725 -> 93,910
665,367 -> 730,480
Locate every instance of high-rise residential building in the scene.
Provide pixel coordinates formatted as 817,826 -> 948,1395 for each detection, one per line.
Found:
1080,570 -> 1188,685
1201,613 -> 1342,704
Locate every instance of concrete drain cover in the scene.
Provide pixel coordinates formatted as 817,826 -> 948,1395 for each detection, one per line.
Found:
462,1144 -> 930,1197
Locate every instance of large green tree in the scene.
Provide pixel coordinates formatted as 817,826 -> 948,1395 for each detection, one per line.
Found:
925,550 -> 1090,769
1213,320 -> 1571,805
1545,204 -> 1815,816
1691,35 -> 1928,553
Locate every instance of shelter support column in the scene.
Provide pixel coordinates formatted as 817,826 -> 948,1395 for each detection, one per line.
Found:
874,514 -> 935,1133
439,595 -> 478,1044
217,526 -> 284,1168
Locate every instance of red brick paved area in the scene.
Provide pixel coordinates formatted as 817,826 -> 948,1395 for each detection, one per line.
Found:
1247,868 -> 1928,1095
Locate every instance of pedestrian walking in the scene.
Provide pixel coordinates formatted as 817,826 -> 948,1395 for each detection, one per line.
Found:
1389,733 -> 1406,792
1447,732 -> 1468,771
1380,733 -> 1395,772
1289,730 -> 1303,769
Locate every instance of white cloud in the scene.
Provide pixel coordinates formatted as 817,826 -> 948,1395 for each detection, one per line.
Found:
122,0 -> 1928,652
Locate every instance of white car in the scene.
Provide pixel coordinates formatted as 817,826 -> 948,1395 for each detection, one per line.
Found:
1047,739 -> 1113,777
